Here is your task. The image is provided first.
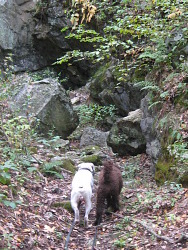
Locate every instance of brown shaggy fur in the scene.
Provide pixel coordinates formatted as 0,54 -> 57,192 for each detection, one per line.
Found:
94,160 -> 123,225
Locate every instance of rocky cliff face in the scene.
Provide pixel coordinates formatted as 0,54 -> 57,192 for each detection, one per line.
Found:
0,0 -> 92,87
0,0 -> 39,71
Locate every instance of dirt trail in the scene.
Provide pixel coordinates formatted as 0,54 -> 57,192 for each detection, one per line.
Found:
0,153 -> 187,249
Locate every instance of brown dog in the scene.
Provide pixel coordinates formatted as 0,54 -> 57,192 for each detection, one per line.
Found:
94,160 -> 123,225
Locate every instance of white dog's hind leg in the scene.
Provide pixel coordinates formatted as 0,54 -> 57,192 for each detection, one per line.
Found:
84,196 -> 92,227
71,200 -> 80,223
75,208 -> 79,223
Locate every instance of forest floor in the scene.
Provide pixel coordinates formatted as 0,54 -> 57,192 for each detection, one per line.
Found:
0,139 -> 187,250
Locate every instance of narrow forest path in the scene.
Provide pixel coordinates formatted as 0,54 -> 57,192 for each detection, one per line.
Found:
0,147 -> 187,249
64,154 -> 188,250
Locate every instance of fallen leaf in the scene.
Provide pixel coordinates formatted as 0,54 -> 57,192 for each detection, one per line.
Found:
44,225 -> 56,233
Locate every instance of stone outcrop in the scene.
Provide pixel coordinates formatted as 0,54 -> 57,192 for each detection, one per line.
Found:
88,61 -> 145,116
9,75 -> 78,138
107,109 -> 146,156
0,0 -> 40,71
140,95 -> 161,172
0,0 -> 92,87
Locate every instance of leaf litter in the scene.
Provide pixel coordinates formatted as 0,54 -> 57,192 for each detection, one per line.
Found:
0,141 -> 187,250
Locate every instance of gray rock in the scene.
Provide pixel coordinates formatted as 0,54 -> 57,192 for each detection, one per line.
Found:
80,127 -> 109,148
107,109 -> 146,156
140,95 -> 161,171
9,76 -> 78,138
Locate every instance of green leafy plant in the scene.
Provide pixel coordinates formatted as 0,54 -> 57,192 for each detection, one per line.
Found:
0,160 -> 17,185
0,160 -> 23,208
1,233 -> 15,249
167,141 -> 187,161
138,38 -> 172,68
114,238 -> 126,248
28,68 -> 57,81
0,53 -> 14,82
35,0 -> 48,15
1,116 -> 34,150
56,0 -> 187,67
122,163 -> 137,179
41,161 -> 64,178
0,55 -> 40,207
77,103 -> 116,127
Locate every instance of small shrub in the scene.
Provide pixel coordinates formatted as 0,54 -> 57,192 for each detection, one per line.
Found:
114,238 -> 126,248
40,161 -> 64,178
77,103 -> 116,127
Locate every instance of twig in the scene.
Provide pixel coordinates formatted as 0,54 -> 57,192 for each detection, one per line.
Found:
134,219 -> 174,243
25,147 -> 43,165
30,154 -> 43,165
36,170 -> 48,184
174,234 -> 188,243
62,168 -> 74,175
135,219 -> 188,244
107,212 -> 188,244
9,188 -> 14,200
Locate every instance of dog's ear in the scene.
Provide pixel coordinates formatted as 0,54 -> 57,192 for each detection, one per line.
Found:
77,164 -> 82,170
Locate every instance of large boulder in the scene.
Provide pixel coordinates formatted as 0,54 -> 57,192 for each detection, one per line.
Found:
107,109 -> 146,156
9,75 -> 78,138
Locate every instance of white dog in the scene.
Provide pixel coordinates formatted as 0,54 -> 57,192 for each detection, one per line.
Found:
71,162 -> 95,227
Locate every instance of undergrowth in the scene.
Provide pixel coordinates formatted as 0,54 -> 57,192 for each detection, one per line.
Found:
54,0 -> 188,184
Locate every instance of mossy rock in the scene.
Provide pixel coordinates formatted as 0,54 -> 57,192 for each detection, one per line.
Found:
68,126 -> 83,141
29,147 -> 38,154
155,158 -> 178,185
53,201 -> 73,212
89,62 -> 112,99
81,145 -> 101,155
62,159 -> 76,174
40,159 -> 76,176
81,154 -> 102,166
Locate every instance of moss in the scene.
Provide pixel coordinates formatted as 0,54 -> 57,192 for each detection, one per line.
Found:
131,63 -> 148,82
62,159 -> 76,174
93,62 -> 111,80
81,145 -> 101,155
155,158 -> 178,185
81,154 -> 102,165
90,62 -> 112,98
53,201 -> 73,212
29,147 -> 38,154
